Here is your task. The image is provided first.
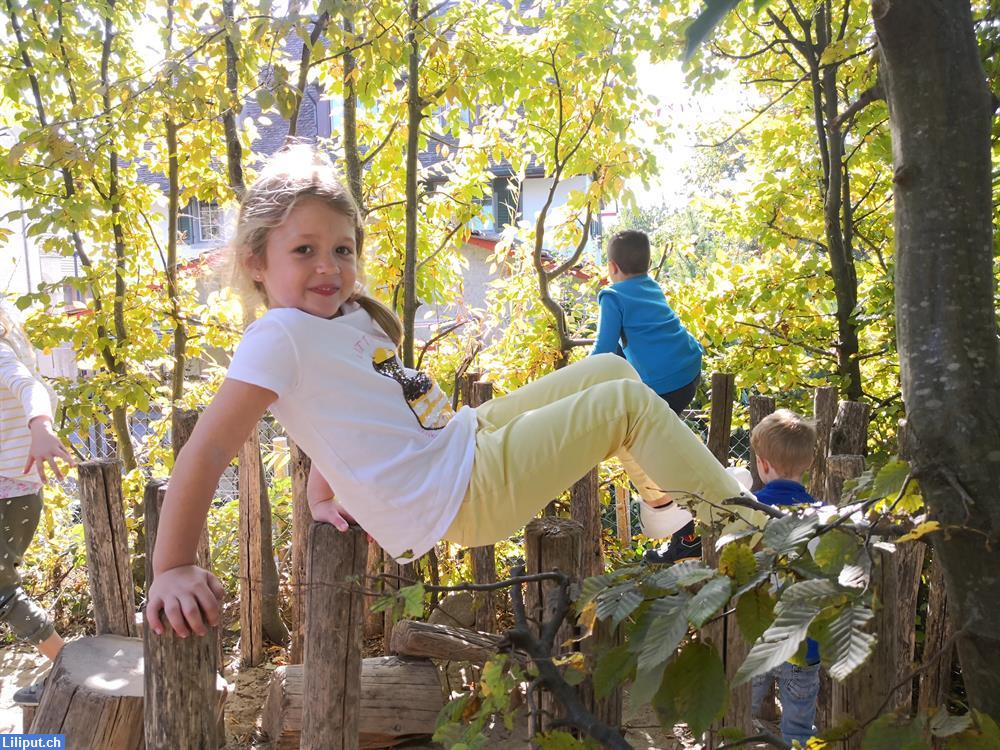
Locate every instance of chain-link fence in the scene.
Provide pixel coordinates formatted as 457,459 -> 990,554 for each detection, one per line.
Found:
61,411 -> 285,504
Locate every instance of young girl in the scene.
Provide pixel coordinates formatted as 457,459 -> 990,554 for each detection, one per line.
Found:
0,301 -> 73,696
146,146 -> 759,638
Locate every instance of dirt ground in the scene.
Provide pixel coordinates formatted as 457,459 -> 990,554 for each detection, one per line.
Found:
0,641 -> 764,749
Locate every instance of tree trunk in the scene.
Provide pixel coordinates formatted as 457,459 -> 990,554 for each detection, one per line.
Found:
402,0 -> 421,368
875,0 -> 1000,718
342,9 -> 364,213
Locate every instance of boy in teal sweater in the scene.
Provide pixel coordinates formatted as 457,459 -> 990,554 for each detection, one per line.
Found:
591,230 -> 704,561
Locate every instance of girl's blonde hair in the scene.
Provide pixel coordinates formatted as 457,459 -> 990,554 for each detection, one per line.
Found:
230,144 -> 402,345
0,299 -> 38,369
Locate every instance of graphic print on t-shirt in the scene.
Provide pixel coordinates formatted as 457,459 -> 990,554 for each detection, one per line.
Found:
372,347 -> 454,430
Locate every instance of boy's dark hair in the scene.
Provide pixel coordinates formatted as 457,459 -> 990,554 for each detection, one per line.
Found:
607,230 -> 651,275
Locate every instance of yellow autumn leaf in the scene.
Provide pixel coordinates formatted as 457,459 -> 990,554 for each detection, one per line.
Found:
897,520 -> 941,543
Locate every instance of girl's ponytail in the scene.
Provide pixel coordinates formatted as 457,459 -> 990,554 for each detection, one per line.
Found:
351,288 -> 403,347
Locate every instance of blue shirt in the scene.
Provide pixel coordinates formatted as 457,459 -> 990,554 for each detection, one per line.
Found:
591,275 -> 703,394
757,479 -> 821,665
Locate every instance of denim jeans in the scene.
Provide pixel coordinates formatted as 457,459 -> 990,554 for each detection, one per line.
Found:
752,662 -> 821,747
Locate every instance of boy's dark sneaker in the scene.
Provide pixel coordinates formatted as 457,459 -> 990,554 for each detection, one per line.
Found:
12,678 -> 45,706
643,527 -> 703,565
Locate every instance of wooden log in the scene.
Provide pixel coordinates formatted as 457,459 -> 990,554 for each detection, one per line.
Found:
171,409 -> 212,568
706,372 -> 736,465
524,517 -> 583,735
808,386 -> 838,498
289,440 -> 311,664
614,484 -> 631,547
261,657 -> 445,750
825,454 -> 866,505
469,381 -> 498,633
31,635 -> 144,747
302,523 -> 367,749
389,620 -> 504,663
830,400 -> 870,456
570,466 -> 604,579
238,425 -> 265,667
78,460 -> 137,638
918,553 -> 955,713
832,541 -> 925,748
747,395 -> 776,491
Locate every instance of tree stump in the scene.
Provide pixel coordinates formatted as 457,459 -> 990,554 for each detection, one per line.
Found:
30,635 -> 145,747
302,523 -> 367,749
78,460 -> 137,637
261,657 -> 445,749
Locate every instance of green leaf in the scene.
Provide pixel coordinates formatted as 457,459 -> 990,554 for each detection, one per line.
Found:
683,0 -> 743,61
577,574 -> 616,608
781,578 -> 843,605
648,559 -> 716,590
862,713 -> 930,750
813,529 -> 861,575
736,585 -> 776,644
945,711 -> 1000,749
652,642 -> 728,737
534,731 -> 582,749
594,644 -> 636,699
761,513 -> 819,554
636,594 -> 691,671
595,582 -> 644,628
929,710 -> 973,739
734,600 -> 820,685
719,542 -> 757,586
400,583 -> 426,618
813,604 -> 876,681
687,575 -> 733,627
871,458 -> 909,501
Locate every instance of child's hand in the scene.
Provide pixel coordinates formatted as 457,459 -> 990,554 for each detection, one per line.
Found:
310,497 -> 357,532
146,565 -> 225,638
24,417 -> 75,483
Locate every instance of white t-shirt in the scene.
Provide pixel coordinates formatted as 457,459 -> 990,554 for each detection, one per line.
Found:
226,304 -> 478,562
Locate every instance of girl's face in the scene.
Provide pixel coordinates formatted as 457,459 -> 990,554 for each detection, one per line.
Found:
252,197 -> 359,318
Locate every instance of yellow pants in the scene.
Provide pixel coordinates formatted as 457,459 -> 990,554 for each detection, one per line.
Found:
444,354 -> 759,547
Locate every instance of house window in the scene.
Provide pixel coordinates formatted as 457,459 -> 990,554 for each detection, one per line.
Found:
468,195 -> 494,233
178,199 -> 223,245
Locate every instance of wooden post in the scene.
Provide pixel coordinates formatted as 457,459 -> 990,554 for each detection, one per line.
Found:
144,482 -> 226,749
703,374 -> 751,748
809,387 -> 838,498
302,523 -> 367,750
238,425 -> 265,667
569,467 -> 603,579
467,380 -> 499,633
289,441 -> 311,664
825,455 -> 866,506
614,484 -> 631,547
831,542 -> 925,749
78,460 -> 136,637
830,400 -> 870,456
382,557 -> 416,654
918,553 -> 955,713
364,543 -> 385,640
524,517 -> 584,736
747,395 -> 776,490
706,372 -> 736,465
460,371 -> 481,408
171,410 -> 212,573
